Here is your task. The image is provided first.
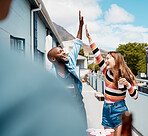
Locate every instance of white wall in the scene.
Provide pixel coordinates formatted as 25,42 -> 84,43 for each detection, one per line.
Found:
125,92 -> 148,136
37,16 -> 46,53
44,35 -> 53,71
0,0 -> 31,57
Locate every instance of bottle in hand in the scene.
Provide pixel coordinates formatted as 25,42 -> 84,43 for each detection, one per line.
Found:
118,69 -> 124,90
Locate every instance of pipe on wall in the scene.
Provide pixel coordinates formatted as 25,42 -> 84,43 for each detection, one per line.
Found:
31,4 -> 41,61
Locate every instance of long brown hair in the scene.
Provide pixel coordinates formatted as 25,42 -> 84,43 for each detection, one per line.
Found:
108,51 -> 135,88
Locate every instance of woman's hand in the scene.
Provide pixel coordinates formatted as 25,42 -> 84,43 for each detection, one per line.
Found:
85,24 -> 92,43
119,78 -> 130,87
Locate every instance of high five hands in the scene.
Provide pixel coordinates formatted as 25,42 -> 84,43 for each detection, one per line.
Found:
77,10 -> 92,42
79,10 -> 84,27
77,10 -> 84,40
85,24 -> 92,43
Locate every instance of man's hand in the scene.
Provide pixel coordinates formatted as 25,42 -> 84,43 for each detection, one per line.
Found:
79,10 -> 84,27
76,10 -> 84,40
85,24 -> 92,43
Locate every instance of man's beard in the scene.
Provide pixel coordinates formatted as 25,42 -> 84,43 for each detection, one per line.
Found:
56,58 -> 69,64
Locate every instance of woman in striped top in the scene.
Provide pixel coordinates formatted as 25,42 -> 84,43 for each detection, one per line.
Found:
85,25 -> 138,136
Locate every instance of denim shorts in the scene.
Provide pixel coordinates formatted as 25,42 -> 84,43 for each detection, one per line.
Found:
102,99 -> 128,129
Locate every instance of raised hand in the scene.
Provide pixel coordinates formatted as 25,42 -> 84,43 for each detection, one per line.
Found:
76,10 -> 84,40
85,24 -> 92,43
85,24 -> 90,38
79,10 -> 84,27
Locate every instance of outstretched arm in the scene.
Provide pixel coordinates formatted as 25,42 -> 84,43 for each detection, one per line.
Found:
66,11 -> 84,68
85,24 -> 92,43
85,24 -> 107,74
76,10 -> 84,40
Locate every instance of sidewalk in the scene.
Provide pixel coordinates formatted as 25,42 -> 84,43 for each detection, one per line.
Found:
82,82 -> 104,129
82,82 -> 138,136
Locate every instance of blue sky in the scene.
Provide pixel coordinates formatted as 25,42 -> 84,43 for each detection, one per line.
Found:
99,0 -> 148,27
43,0 -> 148,51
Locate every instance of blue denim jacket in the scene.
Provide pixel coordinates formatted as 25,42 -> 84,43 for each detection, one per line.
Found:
51,38 -> 82,93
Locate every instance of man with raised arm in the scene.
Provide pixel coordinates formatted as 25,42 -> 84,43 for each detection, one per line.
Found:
47,11 -> 87,129
0,1 -> 87,135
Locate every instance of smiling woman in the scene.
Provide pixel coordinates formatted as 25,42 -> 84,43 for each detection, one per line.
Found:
85,24 -> 139,136
105,53 -> 115,70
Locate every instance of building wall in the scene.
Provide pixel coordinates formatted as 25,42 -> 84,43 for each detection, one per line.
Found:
77,60 -> 84,69
0,0 -> 61,70
77,59 -> 87,69
47,29 -> 59,48
37,15 -> 46,53
126,92 -> 148,135
52,38 -> 58,47
0,0 -> 31,58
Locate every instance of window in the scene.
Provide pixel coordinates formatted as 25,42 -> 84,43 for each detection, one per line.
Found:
10,35 -> 25,55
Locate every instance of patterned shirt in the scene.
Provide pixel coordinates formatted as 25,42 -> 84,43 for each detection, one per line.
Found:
90,42 -> 139,103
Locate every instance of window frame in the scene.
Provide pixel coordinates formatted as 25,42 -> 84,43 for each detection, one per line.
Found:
10,35 -> 25,55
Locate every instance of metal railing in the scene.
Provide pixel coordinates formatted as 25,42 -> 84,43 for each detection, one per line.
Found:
88,72 -> 105,95
88,72 -> 148,136
136,78 -> 148,95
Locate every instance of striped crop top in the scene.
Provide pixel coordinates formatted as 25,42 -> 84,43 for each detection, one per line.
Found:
90,42 -> 139,103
